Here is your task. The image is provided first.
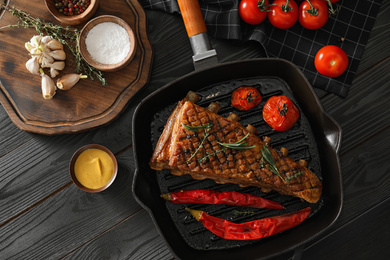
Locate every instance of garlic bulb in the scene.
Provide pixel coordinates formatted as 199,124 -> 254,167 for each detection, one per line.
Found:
48,50 -> 66,60
46,39 -> 63,50
40,70 -> 56,99
24,34 -> 71,99
25,56 -> 40,75
57,73 -> 88,90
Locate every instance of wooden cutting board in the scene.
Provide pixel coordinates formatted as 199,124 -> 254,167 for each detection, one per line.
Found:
0,0 -> 153,135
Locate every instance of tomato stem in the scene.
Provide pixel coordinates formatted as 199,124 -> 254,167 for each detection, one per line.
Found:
257,0 -> 272,12
240,91 -> 259,104
278,103 -> 288,118
325,0 -> 340,16
305,0 -> 319,16
280,0 -> 293,13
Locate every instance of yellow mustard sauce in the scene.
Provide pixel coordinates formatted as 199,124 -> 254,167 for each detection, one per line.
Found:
74,148 -> 114,189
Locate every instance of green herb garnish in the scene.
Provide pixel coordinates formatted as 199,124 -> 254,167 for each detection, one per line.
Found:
0,4 -> 107,85
285,171 -> 304,183
181,123 -> 209,131
233,210 -> 256,216
218,133 -> 256,150
260,144 -> 285,182
197,148 -> 226,164
183,123 -> 212,162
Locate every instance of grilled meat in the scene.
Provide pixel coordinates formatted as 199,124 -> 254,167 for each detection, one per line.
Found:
150,100 -> 322,203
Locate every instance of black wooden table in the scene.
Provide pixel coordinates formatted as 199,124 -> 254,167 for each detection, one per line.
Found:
1,2 -> 389,259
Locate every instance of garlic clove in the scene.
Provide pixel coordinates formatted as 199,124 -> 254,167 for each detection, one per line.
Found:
25,42 -> 35,53
50,68 -> 59,78
48,50 -> 66,60
29,35 -> 43,47
51,61 -> 66,70
41,58 -> 54,68
57,73 -> 87,90
42,55 -> 55,65
46,39 -> 63,50
25,56 -> 40,75
29,47 -> 42,56
41,35 -> 53,45
40,70 -> 56,99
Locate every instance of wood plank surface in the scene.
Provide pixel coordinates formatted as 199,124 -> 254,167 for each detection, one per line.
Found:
0,0 -> 389,259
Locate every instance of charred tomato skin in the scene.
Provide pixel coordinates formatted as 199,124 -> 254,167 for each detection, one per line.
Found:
263,96 -> 300,131
231,86 -> 262,111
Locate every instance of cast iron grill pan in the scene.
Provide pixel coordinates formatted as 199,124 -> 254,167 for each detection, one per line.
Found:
151,77 -> 322,249
132,58 -> 342,260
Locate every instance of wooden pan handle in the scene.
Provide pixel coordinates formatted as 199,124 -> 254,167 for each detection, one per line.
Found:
177,0 -> 207,37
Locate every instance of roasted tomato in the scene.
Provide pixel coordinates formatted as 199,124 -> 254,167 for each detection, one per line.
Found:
268,0 -> 299,29
239,0 -> 269,25
315,45 -> 349,77
262,96 -> 299,131
299,0 -> 329,30
231,86 -> 262,111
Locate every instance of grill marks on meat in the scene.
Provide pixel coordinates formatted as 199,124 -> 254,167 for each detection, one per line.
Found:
150,101 -> 322,203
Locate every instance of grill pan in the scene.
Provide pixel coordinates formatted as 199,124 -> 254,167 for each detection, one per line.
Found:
132,58 -> 343,259
132,1 -> 342,259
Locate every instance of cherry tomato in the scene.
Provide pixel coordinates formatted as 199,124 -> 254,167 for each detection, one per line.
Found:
239,0 -> 269,25
299,0 -> 329,30
231,86 -> 262,111
262,96 -> 299,131
268,0 -> 298,29
315,45 -> 349,77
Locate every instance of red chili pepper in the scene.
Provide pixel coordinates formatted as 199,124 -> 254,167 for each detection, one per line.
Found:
186,207 -> 311,240
161,189 -> 284,209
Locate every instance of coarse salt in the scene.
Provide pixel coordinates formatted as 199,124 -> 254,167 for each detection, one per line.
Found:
85,22 -> 130,65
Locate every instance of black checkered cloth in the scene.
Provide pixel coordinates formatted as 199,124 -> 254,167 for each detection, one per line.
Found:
139,0 -> 383,97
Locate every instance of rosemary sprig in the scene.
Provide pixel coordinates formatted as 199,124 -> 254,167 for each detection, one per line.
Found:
0,4 -> 107,85
260,144 -> 286,182
218,133 -> 256,150
181,123 -> 209,132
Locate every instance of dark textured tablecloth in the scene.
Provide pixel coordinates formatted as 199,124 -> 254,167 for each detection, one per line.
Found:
139,0 -> 383,97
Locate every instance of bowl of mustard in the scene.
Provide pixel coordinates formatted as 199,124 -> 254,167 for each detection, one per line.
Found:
70,144 -> 118,193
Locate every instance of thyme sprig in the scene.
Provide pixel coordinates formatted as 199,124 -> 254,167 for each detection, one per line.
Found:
285,171 -> 304,183
0,4 -> 107,85
260,144 -> 286,182
218,133 -> 256,150
197,147 -> 226,164
233,210 -> 256,216
182,123 -> 213,162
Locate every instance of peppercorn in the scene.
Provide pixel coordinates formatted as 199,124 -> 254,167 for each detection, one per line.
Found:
54,0 -> 90,16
